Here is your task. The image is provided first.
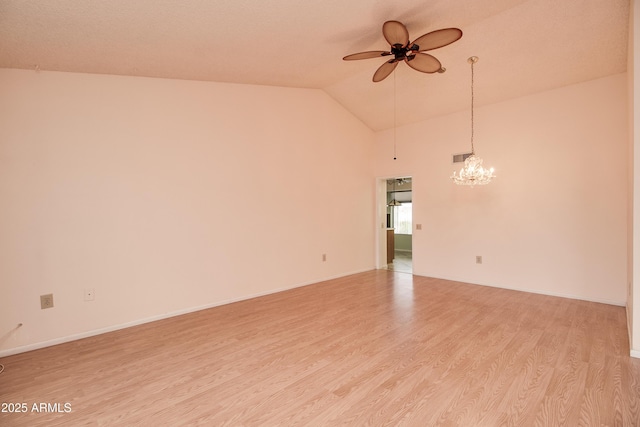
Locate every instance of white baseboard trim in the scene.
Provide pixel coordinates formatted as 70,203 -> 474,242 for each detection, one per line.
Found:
0,267 -> 374,358
631,349 -> 640,359
627,303 -> 633,357
411,271 -> 626,307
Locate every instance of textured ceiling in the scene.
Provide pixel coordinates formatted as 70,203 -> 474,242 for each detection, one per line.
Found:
0,0 -> 629,131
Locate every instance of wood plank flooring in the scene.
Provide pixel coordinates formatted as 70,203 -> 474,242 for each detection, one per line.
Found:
1,270 -> 639,426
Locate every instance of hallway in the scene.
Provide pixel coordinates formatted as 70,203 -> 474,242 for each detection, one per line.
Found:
386,250 -> 412,274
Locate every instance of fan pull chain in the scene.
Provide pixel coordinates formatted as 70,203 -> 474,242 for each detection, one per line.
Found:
393,71 -> 397,160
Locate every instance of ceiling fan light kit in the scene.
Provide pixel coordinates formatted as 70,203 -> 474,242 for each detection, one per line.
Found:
451,56 -> 496,186
343,20 -> 463,82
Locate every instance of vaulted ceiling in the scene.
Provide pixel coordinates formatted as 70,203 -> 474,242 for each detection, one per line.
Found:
0,0 -> 629,131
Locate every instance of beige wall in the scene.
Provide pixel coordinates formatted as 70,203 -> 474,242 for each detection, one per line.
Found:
394,234 -> 412,252
630,0 -> 640,357
0,69 -> 376,355
0,67 -> 632,356
375,73 -> 628,306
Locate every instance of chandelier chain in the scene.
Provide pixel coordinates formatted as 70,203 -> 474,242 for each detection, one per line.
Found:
470,58 -> 475,155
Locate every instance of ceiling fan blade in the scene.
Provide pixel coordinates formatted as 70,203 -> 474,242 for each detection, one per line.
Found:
343,51 -> 392,61
410,28 -> 463,52
373,60 -> 398,82
405,53 -> 442,73
382,20 -> 409,47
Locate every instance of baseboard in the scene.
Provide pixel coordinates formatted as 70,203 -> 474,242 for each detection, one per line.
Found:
627,302 -> 633,357
0,267 -> 374,358
631,349 -> 640,359
412,271 -> 626,307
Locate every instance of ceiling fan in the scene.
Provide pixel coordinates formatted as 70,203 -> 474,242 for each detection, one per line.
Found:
343,21 -> 462,82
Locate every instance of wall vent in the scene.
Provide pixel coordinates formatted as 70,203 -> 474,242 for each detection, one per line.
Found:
452,152 -> 472,163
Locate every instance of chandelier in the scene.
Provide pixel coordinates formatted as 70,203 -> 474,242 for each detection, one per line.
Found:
451,56 -> 495,186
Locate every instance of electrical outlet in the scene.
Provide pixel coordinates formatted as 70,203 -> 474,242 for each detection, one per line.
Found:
416,224 -> 422,230
84,288 -> 95,301
40,294 -> 54,309
322,254 -> 327,262
476,256 -> 483,264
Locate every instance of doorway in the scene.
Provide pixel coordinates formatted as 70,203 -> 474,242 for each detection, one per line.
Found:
377,176 -> 413,274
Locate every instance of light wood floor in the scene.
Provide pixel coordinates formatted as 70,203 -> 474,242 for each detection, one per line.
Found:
1,270 -> 639,426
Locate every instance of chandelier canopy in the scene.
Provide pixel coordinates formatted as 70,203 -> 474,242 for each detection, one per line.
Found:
451,56 -> 495,186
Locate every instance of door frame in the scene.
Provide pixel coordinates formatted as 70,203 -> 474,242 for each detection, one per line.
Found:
375,174 -> 412,269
